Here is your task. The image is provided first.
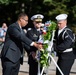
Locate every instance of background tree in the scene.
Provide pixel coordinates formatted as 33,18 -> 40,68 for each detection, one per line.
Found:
0,0 -> 76,30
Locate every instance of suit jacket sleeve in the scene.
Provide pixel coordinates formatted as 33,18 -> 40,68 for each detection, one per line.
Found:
7,25 -> 32,46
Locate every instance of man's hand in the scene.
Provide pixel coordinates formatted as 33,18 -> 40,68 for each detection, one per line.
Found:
37,44 -> 43,51
31,51 -> 36,59
33,42 -> 43,51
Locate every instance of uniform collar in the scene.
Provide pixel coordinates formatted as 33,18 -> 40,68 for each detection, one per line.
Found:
58,26 -> 67,36
34,27 -> 40,31
37,29 -> 40,31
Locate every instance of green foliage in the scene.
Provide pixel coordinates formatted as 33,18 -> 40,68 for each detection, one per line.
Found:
0,0 -> 76,29
40,49 -> 48,67
43,0 -> 52,3
40,21 -> 57,67
0,0 -> 10,5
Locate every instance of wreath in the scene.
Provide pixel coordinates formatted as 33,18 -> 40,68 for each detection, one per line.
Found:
37,20 -> 57,67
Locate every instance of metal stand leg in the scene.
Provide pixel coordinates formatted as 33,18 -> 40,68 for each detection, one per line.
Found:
40,55 -> 64,75
38,61 -> 41,75
49,55 -> 64,75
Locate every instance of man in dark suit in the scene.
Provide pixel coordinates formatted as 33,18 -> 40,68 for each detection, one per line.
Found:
26,14 -> 44,75
1,13 -> 43,75
54,14 -> 75,75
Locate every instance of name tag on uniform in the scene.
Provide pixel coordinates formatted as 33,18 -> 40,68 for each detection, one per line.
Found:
33,34 -> 38,37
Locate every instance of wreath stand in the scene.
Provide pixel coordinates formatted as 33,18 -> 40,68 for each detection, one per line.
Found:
37,31 -> 64,75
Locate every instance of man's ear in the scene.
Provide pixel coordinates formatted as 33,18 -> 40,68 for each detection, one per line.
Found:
19,18 -> 22,22
20,19 -> 21,22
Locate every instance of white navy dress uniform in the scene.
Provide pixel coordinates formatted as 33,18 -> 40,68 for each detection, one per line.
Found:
54,14 -> 75,75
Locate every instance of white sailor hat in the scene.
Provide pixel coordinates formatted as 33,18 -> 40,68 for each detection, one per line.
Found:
31,14 -> 44,22
55,14 -> 68,21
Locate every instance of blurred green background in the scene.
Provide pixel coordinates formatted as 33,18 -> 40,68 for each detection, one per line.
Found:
0,0 -> 76,34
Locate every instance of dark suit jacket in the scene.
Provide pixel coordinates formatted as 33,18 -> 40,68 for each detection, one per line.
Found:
25,27 -> 40,64
1,22 -> 32,64
26,27 -> 40,53
25,28 -> 40,54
